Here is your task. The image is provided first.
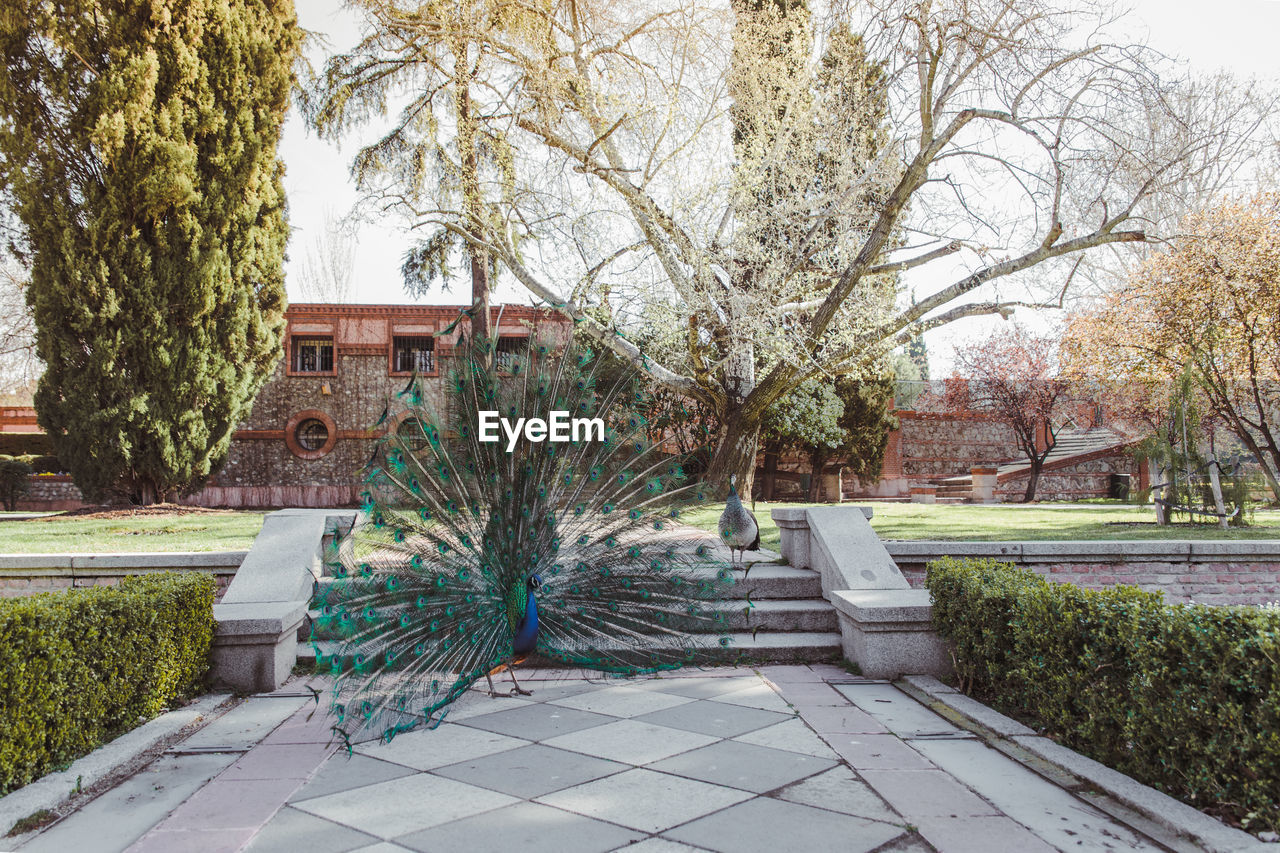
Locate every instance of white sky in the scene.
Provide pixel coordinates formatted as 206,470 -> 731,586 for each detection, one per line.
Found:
279,0 -> 1280,373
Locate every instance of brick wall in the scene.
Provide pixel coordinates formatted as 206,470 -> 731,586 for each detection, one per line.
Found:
885,542 -> 1280,606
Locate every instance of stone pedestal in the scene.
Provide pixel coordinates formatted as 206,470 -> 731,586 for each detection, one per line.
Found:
970,466 -> 998,503
831,589 -> 953,679
909,485 -> 937,504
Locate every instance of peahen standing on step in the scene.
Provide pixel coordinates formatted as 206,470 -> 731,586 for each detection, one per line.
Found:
719,475 -> 760,567
311,336 -> 741,744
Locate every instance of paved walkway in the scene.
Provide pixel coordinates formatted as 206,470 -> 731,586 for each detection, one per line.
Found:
16,666 -> 1167,853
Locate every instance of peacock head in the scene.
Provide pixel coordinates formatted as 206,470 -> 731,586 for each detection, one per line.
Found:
527,573 -> 543,592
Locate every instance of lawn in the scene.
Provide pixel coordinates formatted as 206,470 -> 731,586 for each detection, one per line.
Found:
0,510 -> 267,553
683,500 -> 1280,551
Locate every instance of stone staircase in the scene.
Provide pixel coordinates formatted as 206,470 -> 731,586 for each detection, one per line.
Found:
925,477 -> 971,503
298,556 -> 842,666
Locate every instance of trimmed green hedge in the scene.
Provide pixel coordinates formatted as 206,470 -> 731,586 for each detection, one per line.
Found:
0,572 -> 215,793
928,557 -> 1280,832
0,433 -> 53,457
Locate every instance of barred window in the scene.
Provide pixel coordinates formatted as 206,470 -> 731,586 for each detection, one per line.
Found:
495,336 -> 525,373
295,418 -> 329,451
292,337 -> 333,373
393,336 -> 435,374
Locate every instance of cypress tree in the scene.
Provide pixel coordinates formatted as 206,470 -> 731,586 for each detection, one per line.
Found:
0,1 -> 299,503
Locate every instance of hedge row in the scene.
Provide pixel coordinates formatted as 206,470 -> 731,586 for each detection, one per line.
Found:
927,557 -> 1280,832
0,433 -> 53,457
0,572 -> 215,793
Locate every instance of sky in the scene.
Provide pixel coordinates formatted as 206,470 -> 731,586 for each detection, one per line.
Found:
278,0 -> 1280,373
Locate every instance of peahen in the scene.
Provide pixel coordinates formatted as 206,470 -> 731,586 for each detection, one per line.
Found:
311,336 -> 741,744
718,474 -> 760,567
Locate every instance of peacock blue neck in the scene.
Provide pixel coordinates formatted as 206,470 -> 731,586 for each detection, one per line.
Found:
512,590 -> 539,655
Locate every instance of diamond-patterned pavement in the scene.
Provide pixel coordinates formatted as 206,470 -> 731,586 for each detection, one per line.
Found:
15,666 -> 1180,853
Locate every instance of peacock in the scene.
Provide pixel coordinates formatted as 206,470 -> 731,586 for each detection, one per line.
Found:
719,474 -> 760,568
311,335 -> 742,745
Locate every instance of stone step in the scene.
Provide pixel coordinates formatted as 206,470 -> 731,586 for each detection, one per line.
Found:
309,562 -> 820,601
303,595 -> 837,642
298,629 -> 841,667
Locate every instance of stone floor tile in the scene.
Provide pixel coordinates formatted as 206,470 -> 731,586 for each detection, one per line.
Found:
20,754 -> 239,853
826,734 -> 934,771
913,815 -> 1057,853
244,805 -> 378,853
834,684 -> 959,737
432,743 -> 627,798
609,839 -> 710,853
435,691 -> 535,721
535,768 -> 752,833
634,700 -> 791,738
458,701 -> 615,742
732,717 -> 837,758
549,685 -> 696,718
773,766 -> 902,824
262,706 -> 339,745
757,665 -> 826,683
292,773 -> 516,838
706,683 -> 793,713
772,681 -> 849,707
519,681 -> 600,703
289,753 -> 416,803
154,777 -> 302,831
347,844 -> 415,853
647,740 -> 836,793
542,719 -> 718,765
219,742 -> 336,781
180,697 -> 310,750
663,795 -> 905,853
355,723 -> 529,770
128,827 -> 257,853
796,705 -> 889,735
909,738 -> 1164,851
629,676 -> 763,699
859,769 -> 998,818
396,801 -> 643,853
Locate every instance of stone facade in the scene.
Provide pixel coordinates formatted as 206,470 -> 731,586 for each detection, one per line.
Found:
995,452 -> 1140,502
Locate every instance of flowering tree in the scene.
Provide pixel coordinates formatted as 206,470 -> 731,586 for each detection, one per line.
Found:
309,0 -> 1257,493
1063,193 -> 1280,502
944,326 -> 1071,502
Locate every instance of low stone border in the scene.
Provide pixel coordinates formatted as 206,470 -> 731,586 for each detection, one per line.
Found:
0,551 -> 246,601
0,692 -> 234,838
897,675 -> 1277,853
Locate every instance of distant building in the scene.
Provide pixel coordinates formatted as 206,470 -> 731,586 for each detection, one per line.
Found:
7,303 -> 572,509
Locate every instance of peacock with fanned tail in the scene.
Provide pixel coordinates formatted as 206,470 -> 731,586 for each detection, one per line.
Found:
311,336 -> 743,745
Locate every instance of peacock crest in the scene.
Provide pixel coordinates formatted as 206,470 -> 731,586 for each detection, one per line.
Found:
312,335 -> 740,745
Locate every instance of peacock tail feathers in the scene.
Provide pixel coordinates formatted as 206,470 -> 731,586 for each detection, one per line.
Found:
313,335 -> 742,744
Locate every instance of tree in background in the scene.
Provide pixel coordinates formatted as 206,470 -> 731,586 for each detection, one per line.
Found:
944,326 -> 1072,502
294,210 -> 356,304
0,262 -> 37,401
0,0 -> 299,503
759,375 -> 896,502
305,0 -> 1239,495
1063,193 -> 1280,503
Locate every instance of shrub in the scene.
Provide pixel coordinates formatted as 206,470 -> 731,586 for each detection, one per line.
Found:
0,572 -> 215,794
0,455 -> 33,510
0,433 -> 53,457
26,455 -> 65,475
928,557 -> 1280,832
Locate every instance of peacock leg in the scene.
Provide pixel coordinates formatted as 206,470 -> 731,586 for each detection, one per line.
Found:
484,672 -> 505,699
507,666 -> 533,696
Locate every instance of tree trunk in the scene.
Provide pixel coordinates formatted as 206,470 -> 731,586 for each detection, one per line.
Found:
704,406 -> 761,497
761,443 -> 779,501
469,249 -> 490,342
1149,458 -> 1168,525
807,449 -> 826,503
1207,460 -> 1229,530
1023,457 -> 1043,502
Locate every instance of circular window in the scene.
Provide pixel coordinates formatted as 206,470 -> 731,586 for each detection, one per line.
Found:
397,417 -> 429,451
285,410 -> 338,459
297,419 -> 329,451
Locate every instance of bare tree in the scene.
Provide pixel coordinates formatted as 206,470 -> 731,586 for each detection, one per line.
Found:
310,0 -> 1254,492
293,209 -> 357,304
0,261 -> 38,401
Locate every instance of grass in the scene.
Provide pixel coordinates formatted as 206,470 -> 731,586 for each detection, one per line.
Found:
683,501 -> 1280,550
0,512 -> 267,553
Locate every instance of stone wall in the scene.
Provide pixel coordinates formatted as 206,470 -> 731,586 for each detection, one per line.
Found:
0,552 -> 245,602
995,451 -> 1140,502
17,476 -> 86,511
885,541 -> 1280,606
890,412 -> 1018,483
